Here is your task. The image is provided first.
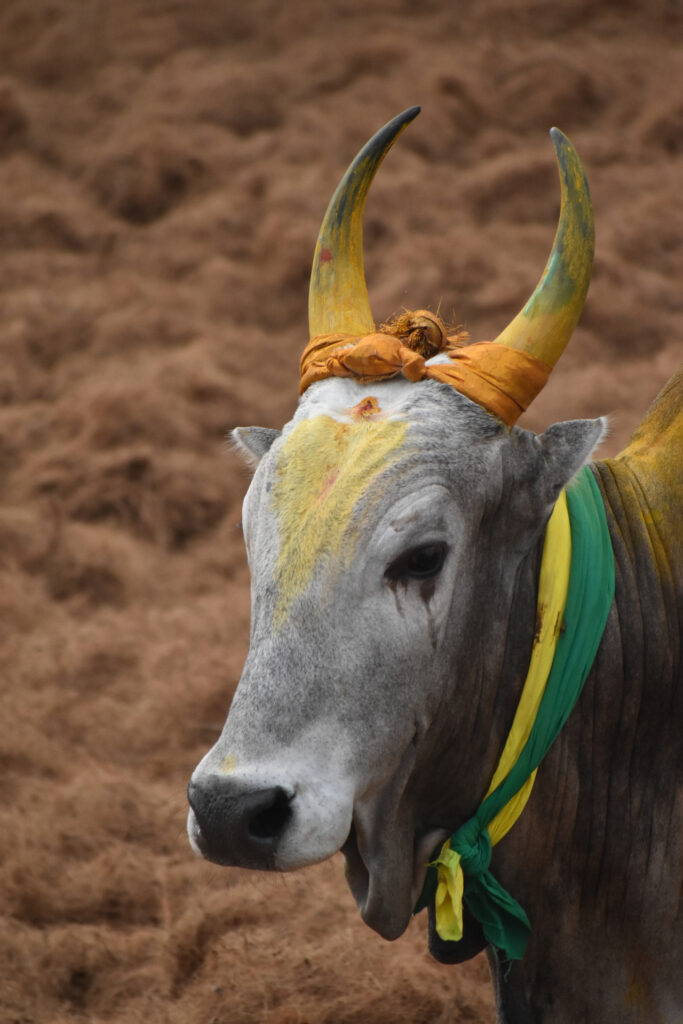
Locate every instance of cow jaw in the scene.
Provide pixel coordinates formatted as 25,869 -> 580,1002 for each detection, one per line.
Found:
338,734 -> 446,941
342,813 -> 447,941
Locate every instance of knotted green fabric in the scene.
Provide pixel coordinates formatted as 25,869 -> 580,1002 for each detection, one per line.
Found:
414,466 -> 615,961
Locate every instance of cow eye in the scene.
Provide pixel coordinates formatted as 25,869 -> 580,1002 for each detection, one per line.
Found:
387,543 -> 448,582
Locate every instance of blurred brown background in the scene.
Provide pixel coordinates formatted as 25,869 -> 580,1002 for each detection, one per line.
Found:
1,2 -> 681,1022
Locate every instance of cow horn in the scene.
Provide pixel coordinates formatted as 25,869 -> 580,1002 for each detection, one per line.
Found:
308,106 -> 421,340
493,129 -> 594,368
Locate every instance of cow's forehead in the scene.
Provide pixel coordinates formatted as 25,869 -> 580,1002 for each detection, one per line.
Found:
247,376 -> 507,630
289,375 -> 426,425
270,386 -> 414,629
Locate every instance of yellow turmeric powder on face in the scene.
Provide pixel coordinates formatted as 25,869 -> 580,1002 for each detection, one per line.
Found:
271,414 -> 408,628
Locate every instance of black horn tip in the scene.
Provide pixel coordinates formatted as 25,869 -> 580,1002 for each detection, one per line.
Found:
353,106 -> 421,172
392,106 -> 421,130
363,107 -> 421,156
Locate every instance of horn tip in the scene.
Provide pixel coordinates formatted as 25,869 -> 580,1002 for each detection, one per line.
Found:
549,126 -> 571,151
392,106 -> 421,131
548,127 -> 590,198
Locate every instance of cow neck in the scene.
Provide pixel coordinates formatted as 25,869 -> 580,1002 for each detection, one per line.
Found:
413,465 -> 615,963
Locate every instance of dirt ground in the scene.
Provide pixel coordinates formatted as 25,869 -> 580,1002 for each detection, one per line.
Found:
1,2 -> 681,1022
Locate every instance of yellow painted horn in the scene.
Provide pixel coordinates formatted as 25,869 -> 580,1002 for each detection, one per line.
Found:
493,128 -> 594,367
308,106 -> 421,340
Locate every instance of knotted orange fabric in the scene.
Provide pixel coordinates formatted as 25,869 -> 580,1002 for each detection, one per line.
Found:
299,319 -> 551,427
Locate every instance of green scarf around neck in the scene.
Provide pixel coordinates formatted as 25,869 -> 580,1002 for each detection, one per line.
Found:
414,466 -> 615,962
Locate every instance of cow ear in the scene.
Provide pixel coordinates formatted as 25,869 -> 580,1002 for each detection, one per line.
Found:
232,427 -> 281,466
537,417 -> 607,498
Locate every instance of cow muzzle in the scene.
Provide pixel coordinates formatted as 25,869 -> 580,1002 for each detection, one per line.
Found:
187,775 -> 294,869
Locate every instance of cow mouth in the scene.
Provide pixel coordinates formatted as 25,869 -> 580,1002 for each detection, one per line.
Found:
341,819 -> 446,940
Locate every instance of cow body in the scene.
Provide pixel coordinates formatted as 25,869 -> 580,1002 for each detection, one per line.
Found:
187,109 -> 682,1022
480,371 -> 683,1021
188,368 -> 681,1023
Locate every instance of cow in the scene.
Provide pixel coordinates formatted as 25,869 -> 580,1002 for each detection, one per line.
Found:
187,107 -> 682,1023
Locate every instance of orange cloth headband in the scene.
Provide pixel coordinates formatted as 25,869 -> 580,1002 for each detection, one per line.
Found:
299,324 -> 551,427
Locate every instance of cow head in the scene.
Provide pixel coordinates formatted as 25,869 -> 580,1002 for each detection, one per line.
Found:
187,109 -> 604,943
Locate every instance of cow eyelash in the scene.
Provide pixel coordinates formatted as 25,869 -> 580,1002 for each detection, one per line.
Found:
385,543 -> 448,582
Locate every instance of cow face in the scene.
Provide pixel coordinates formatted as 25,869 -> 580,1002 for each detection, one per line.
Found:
187,374 -> 604,941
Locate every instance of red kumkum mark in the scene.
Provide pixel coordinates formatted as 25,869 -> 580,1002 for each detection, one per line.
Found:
349,396 -> 383,420
320,248 -> 333,264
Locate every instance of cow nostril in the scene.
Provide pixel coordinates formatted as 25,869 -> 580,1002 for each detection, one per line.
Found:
248,786 -> 292,840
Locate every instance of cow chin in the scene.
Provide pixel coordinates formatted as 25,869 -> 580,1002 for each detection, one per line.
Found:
341,803 -> 446,942
341,819 -> 411,940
